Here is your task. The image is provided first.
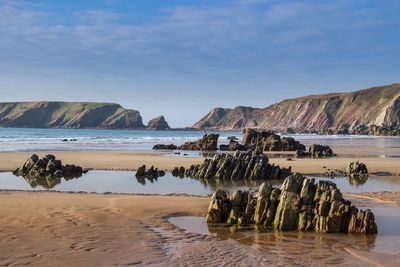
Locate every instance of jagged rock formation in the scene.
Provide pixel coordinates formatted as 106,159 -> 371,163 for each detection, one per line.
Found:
147,115 -> 170,130
135,165 -> 165,179
295,144 -> 335,158
0,102 -> 144,129
152,144 -> 178,150
242,129 -> 306,151
179,134 -> 219,151
349,125 -> 400,136
13,154 -> 87,188
193,84 -> 400,134
206,173 -> 378,234
175,151 -> 292,181
172,166 -> 186,178
346,161 -> 368,178
220,136 -> 246,151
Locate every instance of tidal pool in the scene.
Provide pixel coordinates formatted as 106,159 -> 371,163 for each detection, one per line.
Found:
1,171 -> 400,195
168,204 -> 400,264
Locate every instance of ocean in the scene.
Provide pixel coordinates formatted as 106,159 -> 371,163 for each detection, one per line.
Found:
0,128 -> 399,155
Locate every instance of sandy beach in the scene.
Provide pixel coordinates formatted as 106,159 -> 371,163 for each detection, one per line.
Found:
0,150 -> 399,175
0,148 -> 398,266
0,191 -> 399,266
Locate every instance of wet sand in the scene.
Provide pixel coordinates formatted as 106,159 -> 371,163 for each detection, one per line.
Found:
0,149 -> 399,266
1,191 -> 399,266
0,150 -> 399,175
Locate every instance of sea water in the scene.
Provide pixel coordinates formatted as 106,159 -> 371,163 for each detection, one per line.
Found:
1,171 -> 400,195
0,128 -> 399,155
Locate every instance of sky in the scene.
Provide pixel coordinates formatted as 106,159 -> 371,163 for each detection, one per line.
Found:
0,0 -> 399,127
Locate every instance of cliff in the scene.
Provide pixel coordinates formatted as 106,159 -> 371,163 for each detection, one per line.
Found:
147,116 -> 171,130
0,102 -> 145,129
192,84 -> 400,131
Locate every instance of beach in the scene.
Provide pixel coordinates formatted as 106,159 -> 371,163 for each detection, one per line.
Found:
0,149 -> 399,175
0,191 -> 399,266
0,148 -> 400,266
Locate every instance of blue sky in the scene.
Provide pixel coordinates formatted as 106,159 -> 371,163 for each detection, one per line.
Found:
0,0 -> 399,127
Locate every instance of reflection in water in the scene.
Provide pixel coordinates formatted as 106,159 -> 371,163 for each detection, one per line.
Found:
16,173 -> 83,189
135,175 -> 159,185
209,226 -> 377,265
347,175 -> 369,186
169,216 -> 380,265
2,171 -> 400,194
171,212 -> 400,265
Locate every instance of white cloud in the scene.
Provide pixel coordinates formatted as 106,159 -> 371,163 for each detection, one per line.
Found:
0,0 -> 399,126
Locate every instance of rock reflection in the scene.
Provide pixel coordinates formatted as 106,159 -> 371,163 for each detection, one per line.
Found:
207,224 -> 376,265
347,175 -> 369,186
135,175 -> 159,185
190,176 -> 281,192
16,172 -> 83,189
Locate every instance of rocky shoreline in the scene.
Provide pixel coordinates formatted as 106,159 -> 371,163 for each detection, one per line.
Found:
173,151 -> 292,181
206,173 -> 378,235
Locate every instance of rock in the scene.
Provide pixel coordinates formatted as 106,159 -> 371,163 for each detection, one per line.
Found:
172,166 -> 185,178
147,116 -> 171,130
206,190 -> 231,224
179,151 -> 291,181
346,161 -> 368,180
179,134 -> 219,151
136,165 -> 146,177
205,174 -> 378,235
54,170 -> 63,178
46,159 -> 57,173
242,129 -> 306,152
22,154 -> 39,172
152,144 -> 178,150
350,124 -> 400,136
62,164 -> 85,178
220,138 -> 246,151
135,165 -> 165,180
308,144 -> 335,157
295,150 -> 310,158
273,173 -> 304,231
295,145 -> 335,158
13,154 -> 87,186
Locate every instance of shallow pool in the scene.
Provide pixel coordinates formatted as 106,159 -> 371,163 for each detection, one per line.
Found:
0,171 -> 399,195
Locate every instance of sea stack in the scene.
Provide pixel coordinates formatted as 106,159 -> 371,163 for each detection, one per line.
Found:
147,115 -> 171,130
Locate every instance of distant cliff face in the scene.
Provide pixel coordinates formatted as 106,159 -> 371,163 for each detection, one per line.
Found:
0,102 -> 145,129
193,84 -> 400,131
147,115 -> 170,130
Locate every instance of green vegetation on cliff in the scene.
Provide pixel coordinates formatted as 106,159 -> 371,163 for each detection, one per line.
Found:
193,84 -> 400,131
0,102 -> 145,129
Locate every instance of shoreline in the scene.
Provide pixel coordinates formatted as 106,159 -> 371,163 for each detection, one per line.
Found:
0,150 -> 399,175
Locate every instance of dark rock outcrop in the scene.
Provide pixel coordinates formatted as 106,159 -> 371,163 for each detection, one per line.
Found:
147,115 -> 171,130
179,151 -> 291,181
220,136 -> 246,151
206,173 -> 378,235
172,166 -> 186,178
296,144 -> 335,158
346,161 -> 368,178
350,124 -> 400,136
13,154 -> 87,189
135,165 -> 165,179
152,144 -> 178,150
308,144 -> 335,157
179,134 -> 219,151
242,129 -> 306,152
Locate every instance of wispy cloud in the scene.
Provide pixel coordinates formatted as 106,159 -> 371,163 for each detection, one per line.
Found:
0,0 -> 399,126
